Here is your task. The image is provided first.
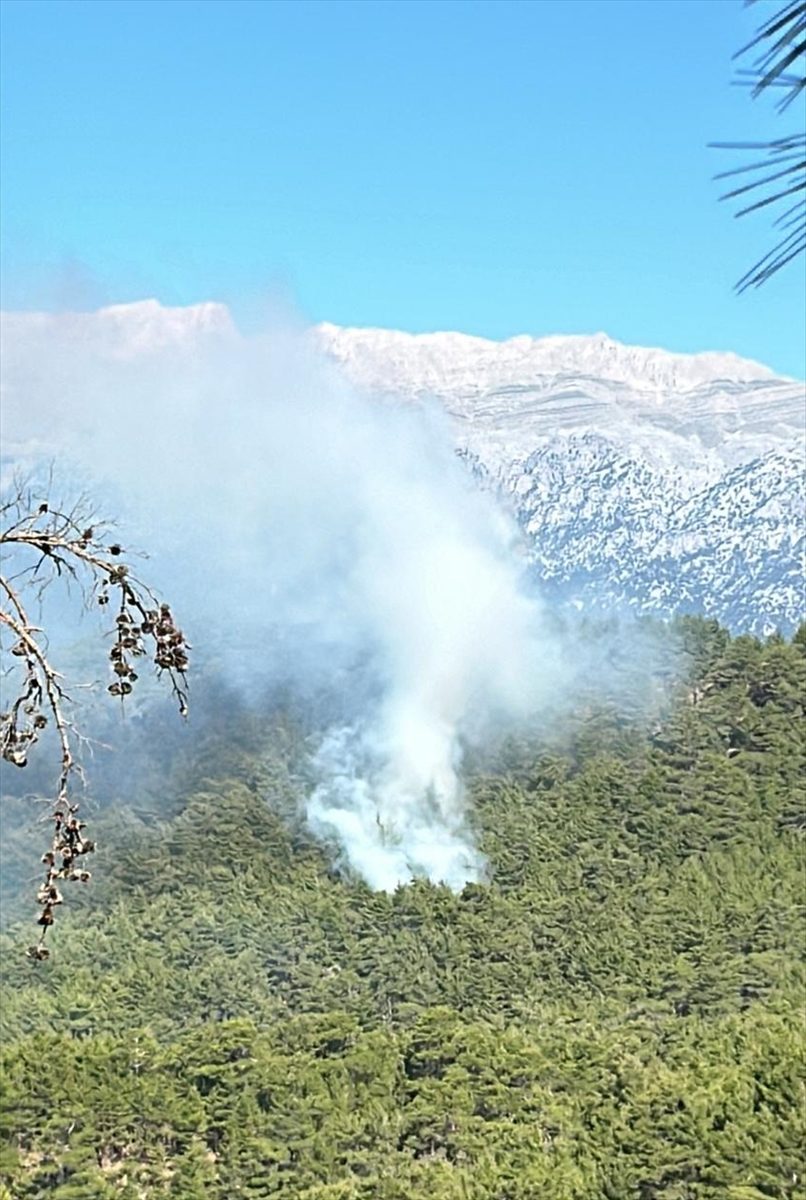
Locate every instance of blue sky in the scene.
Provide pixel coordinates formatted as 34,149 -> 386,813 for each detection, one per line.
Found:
1,0 -> 804,376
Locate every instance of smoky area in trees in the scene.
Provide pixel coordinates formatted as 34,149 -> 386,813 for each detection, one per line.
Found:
0,616 -> 804,1198
0,476 -> 189,958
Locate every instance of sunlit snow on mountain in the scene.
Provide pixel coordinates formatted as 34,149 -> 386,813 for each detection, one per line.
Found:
2,301 -> 803,634
315,322 -> 804,635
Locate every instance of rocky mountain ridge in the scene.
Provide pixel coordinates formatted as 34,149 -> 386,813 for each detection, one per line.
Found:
2,301 -> 803,633
315,322 -> 804,634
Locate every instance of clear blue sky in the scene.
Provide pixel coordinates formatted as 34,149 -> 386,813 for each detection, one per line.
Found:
1,0 -> 804,376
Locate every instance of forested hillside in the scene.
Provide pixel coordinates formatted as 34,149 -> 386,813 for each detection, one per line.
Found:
1,619 -> 804,1200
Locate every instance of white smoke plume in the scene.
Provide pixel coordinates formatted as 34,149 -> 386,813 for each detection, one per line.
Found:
1,301 -> 569,890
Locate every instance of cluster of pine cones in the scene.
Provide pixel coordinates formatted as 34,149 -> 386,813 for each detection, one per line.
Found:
28,804 -> 95,959
106,602 -> 188,697
150,604 -> 189,674
1,677 -> 47,768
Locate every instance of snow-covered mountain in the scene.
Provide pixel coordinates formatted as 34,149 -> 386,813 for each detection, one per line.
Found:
314,323 -> 801,472
314,323 -> 805,634
2,302 -> 803,634
1,298 -> 235,358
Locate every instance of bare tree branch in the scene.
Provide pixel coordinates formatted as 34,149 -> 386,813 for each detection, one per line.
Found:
0,477 -> 190,958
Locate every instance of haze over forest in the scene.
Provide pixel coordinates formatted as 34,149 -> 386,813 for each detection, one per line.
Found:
1,295 -> 804,1199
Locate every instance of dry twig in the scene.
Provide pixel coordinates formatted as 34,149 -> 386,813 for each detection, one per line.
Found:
0,480 -> 189,957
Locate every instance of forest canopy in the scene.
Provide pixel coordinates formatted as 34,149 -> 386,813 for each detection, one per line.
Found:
0,617 -> 804,1199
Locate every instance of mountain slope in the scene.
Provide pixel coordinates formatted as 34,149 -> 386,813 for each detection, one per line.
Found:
2,302 -> 803,633
315,323 -> 805,634
314,323 -> 801,471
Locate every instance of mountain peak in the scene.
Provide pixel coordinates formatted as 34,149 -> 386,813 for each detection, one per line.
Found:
313,323 -> 781,396
0,299 -> 235,359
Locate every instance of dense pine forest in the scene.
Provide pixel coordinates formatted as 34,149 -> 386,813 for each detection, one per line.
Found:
0,618 -> 804,1199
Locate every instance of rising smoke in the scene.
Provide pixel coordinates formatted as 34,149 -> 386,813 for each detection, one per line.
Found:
0,302 -> 650,891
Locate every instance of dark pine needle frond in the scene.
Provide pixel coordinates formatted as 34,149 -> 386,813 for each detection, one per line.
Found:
713,1 -> 806,290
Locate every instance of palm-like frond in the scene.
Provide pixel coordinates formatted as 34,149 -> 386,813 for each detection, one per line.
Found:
712,0 -> 805,290
736,0 -> 805,108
